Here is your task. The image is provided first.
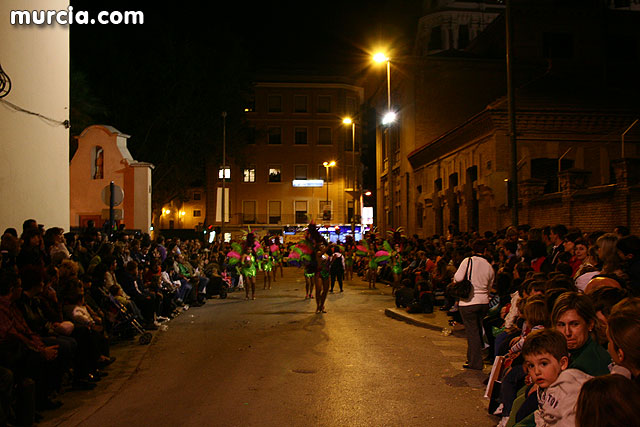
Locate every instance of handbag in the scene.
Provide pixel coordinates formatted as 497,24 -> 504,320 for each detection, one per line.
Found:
446,258 -> 473,300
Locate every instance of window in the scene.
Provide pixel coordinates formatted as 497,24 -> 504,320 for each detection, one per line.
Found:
449,173 -> 458,188
268,201 -> 281,224
294,165 -> 308,180
346,97 -> 356,115
318,127 -> 332,145
458,25 -> 469,49
319,200 -> 332,220
435,178 -> 443,192
429,26 -> 442,50
294,128 -> 307,145
247,127 -> 256,145
92,146 -> 104,180
193,210 -> 201,217
318,96 -> 331,113
294,95 -> 307,113
347,200 -> 355,223
193,192 -> 201,200
295,200 -> 308,223
346,165 -> 355,189
268,95 -> 282,112
268,127 -> 281,145
268,166 -> 282,183
218,167 -> 230,180
416,203 -> 423,228
242,201 -> 256,224
543,33 -> 573,59
243,167 -> 256,183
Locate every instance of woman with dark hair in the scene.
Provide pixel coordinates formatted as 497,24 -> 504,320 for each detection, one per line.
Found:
575,374 -> 640,427
454,239 -> 494,370
305,223 -> 329,313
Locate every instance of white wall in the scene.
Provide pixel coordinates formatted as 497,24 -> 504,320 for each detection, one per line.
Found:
0,1 -> 70,232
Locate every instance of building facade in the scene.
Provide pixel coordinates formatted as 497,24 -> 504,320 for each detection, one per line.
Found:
70,125 -> 153,232
158,188 -> 206,231
0,0 -> 70,232
376,1 -> 640,236
206,77 -> 365,240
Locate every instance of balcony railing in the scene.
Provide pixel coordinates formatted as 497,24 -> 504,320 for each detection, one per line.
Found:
231,213 -> 334,226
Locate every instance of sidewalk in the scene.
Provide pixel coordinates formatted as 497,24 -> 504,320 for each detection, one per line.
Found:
385,306 -> 466,336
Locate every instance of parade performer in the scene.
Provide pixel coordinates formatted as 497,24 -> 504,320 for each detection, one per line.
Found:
240,232 -> 258,300
344,235 -> 355,281
262,253 -> 273,290
384,239 -> 403,294
305,222 -> 329,313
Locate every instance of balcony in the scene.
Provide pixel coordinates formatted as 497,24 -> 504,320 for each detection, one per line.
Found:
232,212 -> 334,226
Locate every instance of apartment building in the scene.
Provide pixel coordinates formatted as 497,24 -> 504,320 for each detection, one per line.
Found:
206,75 -> 365,240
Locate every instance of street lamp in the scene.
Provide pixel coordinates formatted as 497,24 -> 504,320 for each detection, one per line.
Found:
343,117 -> 358,232
322,161 -> 336,220
373,53 -> 391,111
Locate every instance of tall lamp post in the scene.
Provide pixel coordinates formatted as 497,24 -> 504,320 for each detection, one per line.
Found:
343,117 -> 357,233
373,52 -> 397,230
221,111 -> 227,241
322,161 -> 336,221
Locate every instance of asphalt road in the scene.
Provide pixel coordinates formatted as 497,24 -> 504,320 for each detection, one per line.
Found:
43,268 -> 497,427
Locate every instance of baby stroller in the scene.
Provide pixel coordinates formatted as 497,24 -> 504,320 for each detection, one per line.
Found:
100,288 -> 153,345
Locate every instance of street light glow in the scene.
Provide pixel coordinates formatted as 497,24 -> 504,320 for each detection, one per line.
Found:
364,191 -> 372,196
342,117 -> 353,125
373,52 -> 388,63
382,111 -> 397,125
323,161 -> 336,167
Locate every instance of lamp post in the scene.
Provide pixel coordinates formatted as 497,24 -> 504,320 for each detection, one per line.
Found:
322,161 -> 336,221
221,111 -> 227,242
374,52 -> 397,230
343,117 -> 357,233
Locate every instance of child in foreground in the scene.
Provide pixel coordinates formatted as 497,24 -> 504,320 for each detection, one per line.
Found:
520,329 -> 592,427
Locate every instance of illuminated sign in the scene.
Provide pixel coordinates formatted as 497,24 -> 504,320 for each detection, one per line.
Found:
292,179 -> 324,188
362,207 -> 374,225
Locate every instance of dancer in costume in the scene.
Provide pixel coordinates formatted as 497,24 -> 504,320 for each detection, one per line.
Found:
241,233 -> 258,300
262,253 -> 273,290
344,236 -> 355,281
305,223 -> 329,313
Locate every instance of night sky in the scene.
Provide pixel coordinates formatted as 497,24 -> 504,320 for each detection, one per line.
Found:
71,1 -> 421,74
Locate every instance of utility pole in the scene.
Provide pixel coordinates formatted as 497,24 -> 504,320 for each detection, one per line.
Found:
221,111 -> 227,241
506,0 -> 518,226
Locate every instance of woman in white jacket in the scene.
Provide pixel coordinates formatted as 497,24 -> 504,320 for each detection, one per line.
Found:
454,239 -> 494,370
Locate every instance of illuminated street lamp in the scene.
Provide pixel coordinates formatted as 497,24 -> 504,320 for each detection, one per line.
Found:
322,161 -> 336,220
373,52 -> 394,121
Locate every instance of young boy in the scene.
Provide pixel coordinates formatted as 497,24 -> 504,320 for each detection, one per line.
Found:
520,329 -> 592,427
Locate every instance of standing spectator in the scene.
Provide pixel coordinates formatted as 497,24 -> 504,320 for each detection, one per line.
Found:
329,246 -> 345,293
549,224 -> 567,267
454,239 -> 494,370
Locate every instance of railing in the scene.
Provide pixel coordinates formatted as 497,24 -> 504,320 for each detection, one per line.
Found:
229,213 -> 334,225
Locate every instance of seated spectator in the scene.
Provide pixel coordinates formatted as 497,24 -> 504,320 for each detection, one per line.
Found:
606,297 -> 640,384
0,268 -> 62,411
575,374 -> 640,427
516,329 -> 592,427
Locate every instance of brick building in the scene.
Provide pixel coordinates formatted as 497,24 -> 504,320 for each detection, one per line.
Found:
376,0 -> 640,236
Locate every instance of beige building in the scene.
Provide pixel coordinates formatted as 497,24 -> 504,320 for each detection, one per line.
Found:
0,0 -> 70,232
206,76 -> 365,240
70,125 -> 153,232
158,188 -> 206,231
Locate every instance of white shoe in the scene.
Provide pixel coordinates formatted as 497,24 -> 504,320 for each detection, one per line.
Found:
492,403 -> 504,416
496,416 -> 509,427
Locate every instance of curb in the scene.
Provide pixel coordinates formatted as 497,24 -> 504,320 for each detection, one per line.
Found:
384,307 -> 445,332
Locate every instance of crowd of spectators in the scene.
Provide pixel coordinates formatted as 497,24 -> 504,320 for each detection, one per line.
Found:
2,217 -> 639,426
0,219 -> 222,426
356,223 -> 639,427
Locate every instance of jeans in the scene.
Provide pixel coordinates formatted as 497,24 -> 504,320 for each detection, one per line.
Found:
459,304 -> 489,369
